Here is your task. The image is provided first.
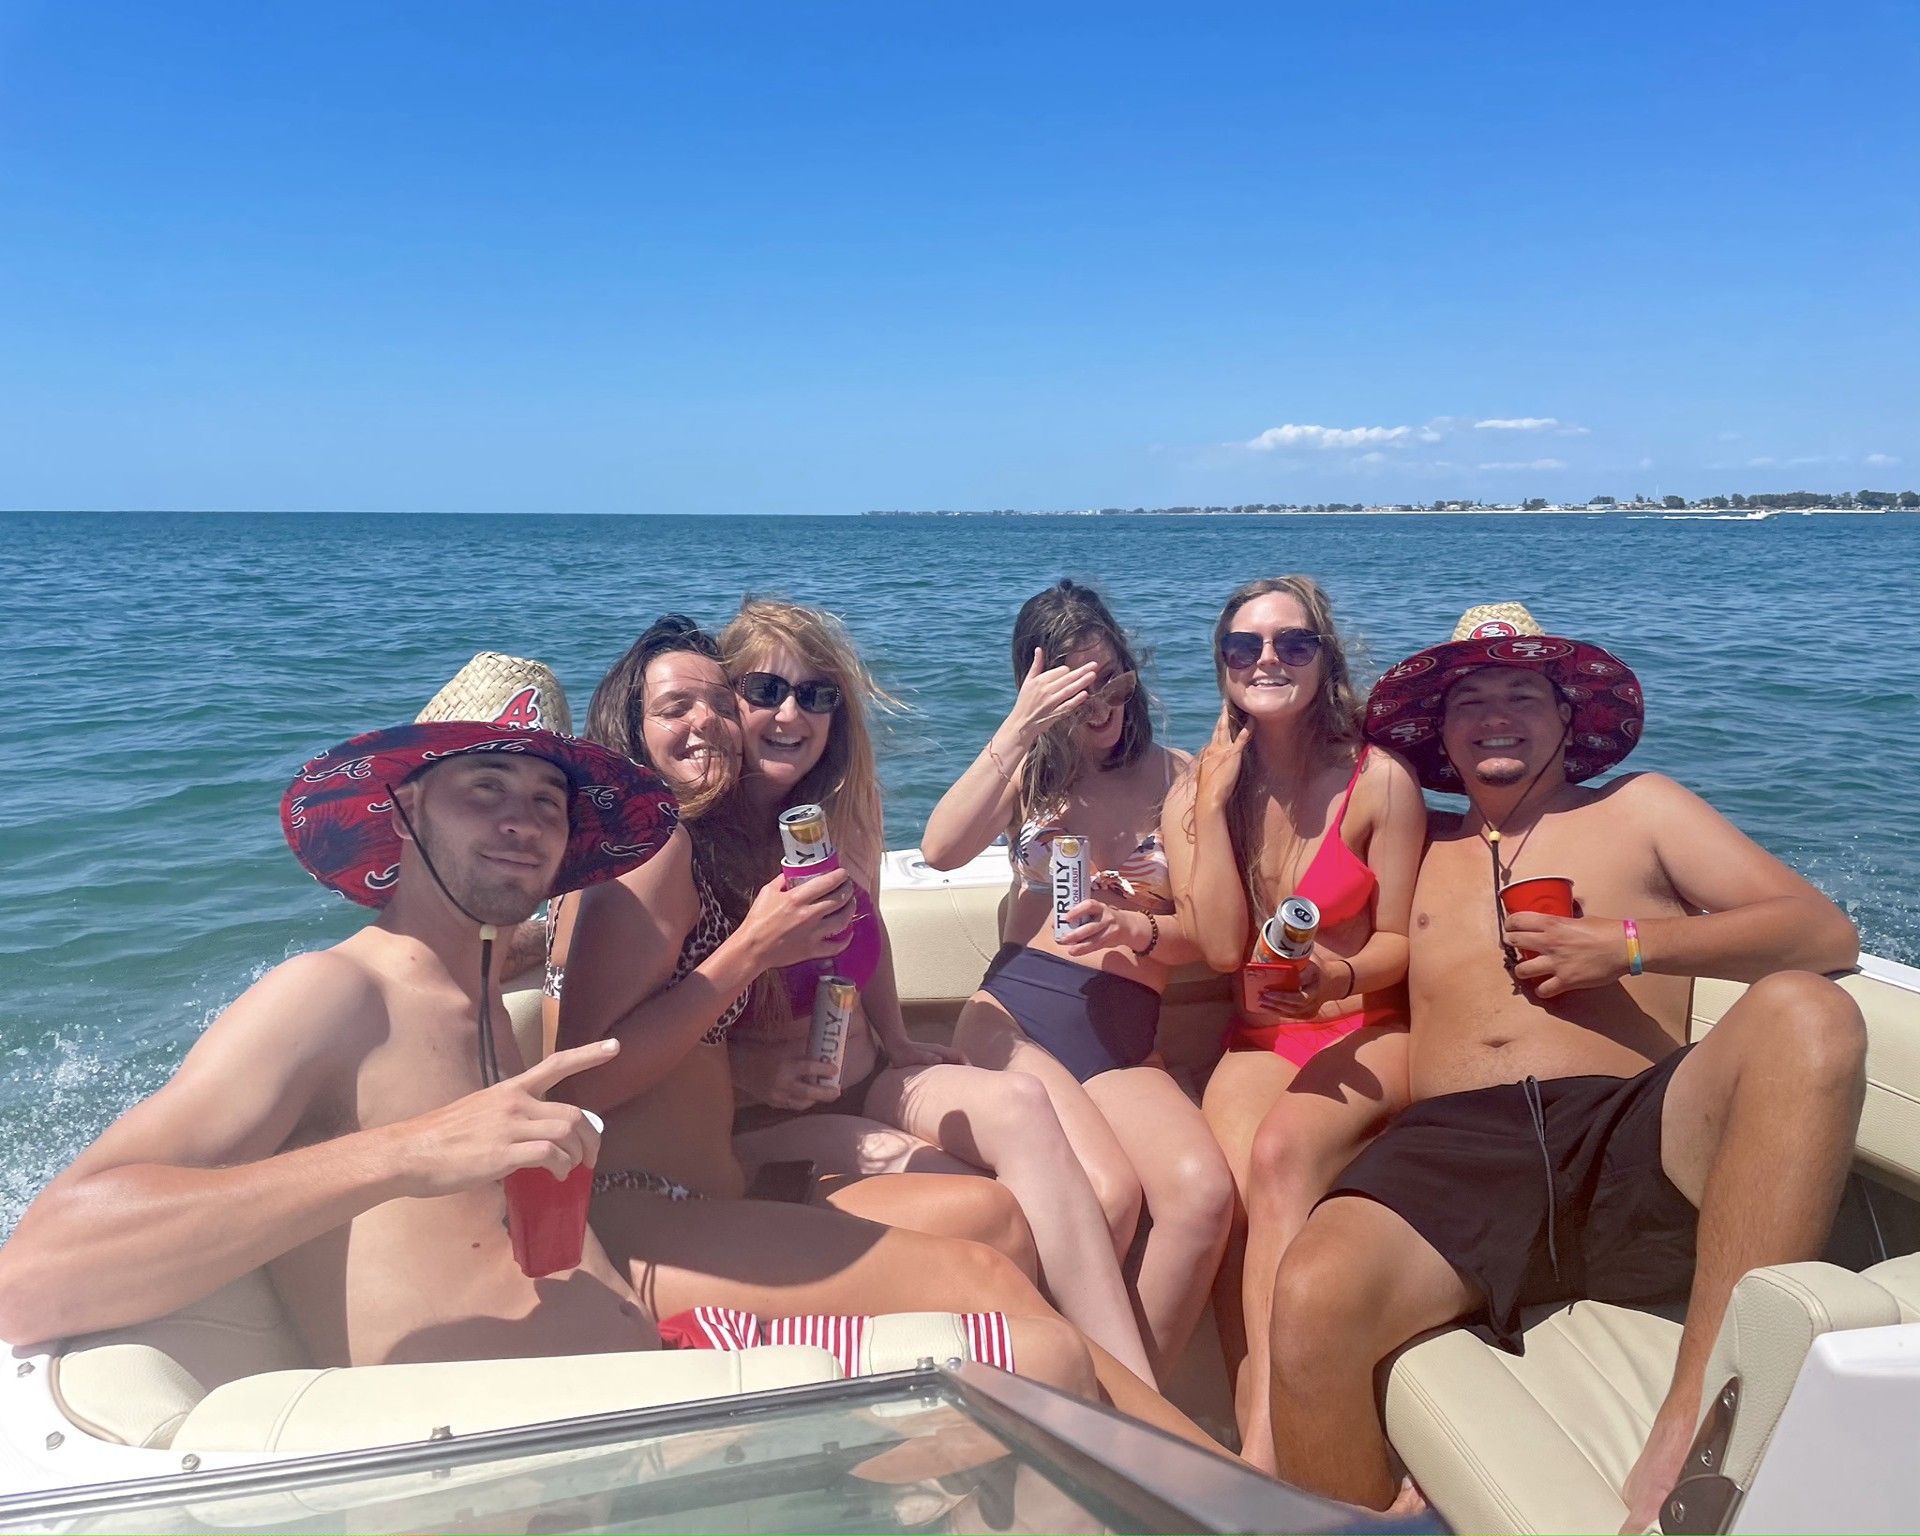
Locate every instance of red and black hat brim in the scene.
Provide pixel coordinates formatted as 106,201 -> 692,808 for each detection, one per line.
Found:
1363,634 -> 1644,793
281,721 -> 679,909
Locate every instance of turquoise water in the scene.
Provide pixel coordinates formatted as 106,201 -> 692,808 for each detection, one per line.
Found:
3,509 -> 1917,1233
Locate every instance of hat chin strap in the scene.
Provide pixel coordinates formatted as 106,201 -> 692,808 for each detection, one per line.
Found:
388,786 -> 505,1087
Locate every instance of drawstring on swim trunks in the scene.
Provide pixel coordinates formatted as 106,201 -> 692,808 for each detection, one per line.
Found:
1522,1075 -> 1561,1282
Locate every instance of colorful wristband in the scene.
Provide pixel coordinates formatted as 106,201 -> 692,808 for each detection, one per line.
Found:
1623,918 -> 1644,977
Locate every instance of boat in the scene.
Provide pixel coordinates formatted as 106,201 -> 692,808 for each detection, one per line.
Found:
2,847 -> 1915,1532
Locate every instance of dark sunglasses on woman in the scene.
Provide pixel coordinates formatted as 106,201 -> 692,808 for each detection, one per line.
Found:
1218,629 -> 1323,670
734,671 -> 844,715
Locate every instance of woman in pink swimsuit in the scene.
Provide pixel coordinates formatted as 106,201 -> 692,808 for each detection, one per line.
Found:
1164,575 -> 1426,1471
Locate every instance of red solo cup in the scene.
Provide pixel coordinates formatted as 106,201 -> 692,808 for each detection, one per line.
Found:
1241,958 -> 1306,1015
505,1109 -> 603,1279
1499,876 -> 1576,960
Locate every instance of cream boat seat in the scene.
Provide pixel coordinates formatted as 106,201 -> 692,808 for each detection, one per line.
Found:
1378,970 -> 1920,1534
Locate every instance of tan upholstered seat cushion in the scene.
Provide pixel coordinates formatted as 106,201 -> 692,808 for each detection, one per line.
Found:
172,1346 -> 843,1453
53,1271 -> 310,1448
1864,1252 -> 1920,1319
1384,1300 -> 1683,1535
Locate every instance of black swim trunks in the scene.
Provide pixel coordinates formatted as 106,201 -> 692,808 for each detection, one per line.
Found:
1328,1048 -> 1699,1353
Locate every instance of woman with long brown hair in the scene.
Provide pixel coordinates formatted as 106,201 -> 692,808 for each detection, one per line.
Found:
1165,575 -> 1425,1470
923,579 -> 1236,1384
717,597 -> 1157,1385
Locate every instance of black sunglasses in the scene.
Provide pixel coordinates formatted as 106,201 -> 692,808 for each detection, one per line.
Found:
734,671 -> 844,716
1218,629 -> 1323,670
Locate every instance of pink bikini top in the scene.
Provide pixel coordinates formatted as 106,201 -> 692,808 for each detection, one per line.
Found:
1285,746 -> 1376,932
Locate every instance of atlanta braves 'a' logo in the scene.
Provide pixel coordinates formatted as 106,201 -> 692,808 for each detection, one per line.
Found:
492,687 -> 544,730
300,756 -> 374,784
365,864 -> 400,892
287,794 -> 309,829
578,785 -> 618,811
367,798 -> 393,814
422,739 -> 532,763
600,841 -> 654,859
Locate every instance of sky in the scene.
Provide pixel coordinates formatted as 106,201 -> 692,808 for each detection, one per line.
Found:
1,1 -> 1916,514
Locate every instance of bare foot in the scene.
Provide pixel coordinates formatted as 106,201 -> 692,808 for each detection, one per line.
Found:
1386,1475 -> 1431,1519
1619,1410 -> 1695,1534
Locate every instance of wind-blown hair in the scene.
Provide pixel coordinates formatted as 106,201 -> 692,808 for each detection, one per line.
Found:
1210,575 -> 1363,926
718,597 -> 902,883
1008,579 -> 1154,828
586,614 -> 738,822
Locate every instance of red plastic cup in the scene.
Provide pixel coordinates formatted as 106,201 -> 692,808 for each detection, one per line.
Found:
505,1109 -> 603,1279
1498,876 -> 1576,960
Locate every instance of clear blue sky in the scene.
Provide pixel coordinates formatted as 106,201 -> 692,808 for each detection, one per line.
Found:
2,1 -> 1915,513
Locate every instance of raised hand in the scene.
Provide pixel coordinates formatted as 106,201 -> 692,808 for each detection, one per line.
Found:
1195,706 -> 1253,809
388,1039 -> 617,1197
1004,647 -> 1101,745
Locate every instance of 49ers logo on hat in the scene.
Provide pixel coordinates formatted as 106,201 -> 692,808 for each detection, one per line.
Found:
1468,620 -> 1519,640
492,687 -> 544,730
1489,637 -> 1575,663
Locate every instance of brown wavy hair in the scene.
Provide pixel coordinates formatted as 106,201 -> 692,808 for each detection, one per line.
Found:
1007,580 -> 1154,829
1211,576 -> 1364,925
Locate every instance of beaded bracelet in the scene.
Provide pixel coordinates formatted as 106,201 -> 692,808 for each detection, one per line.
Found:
1139,911 -> 1160,957
985,741 -> 1016,782
1623,918 -> 1644,977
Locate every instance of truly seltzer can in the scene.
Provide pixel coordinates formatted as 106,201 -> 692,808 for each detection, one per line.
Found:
807,975 -> 857,1091
1252,894 -> 1321,964
779,804 -> 834,869
1050,834 -> 1091,941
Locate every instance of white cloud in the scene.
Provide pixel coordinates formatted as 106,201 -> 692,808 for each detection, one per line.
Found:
1355,451 -> 1387,464
1747,456 -> 1777,467
1474,417 -> 1590,435
1478,458 -> 1567,472
1242,423 -> 1416,451
1865,452 -> 1900,467
1637,457 -> 1656,470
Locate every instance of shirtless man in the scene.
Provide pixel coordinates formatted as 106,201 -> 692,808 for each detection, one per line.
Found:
1264,603 -> 1865,1531
0,714 -> 1096,1400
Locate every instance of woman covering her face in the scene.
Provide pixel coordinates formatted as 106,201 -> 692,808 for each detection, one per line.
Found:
718,597 -> 1158,1387
921,579 -> 1235,1384
1164,575 -> 1425,1473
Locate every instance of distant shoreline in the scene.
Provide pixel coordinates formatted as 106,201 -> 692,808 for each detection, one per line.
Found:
864,503 -> 1907,520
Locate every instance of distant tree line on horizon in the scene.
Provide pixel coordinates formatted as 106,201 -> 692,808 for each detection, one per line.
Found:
867,487 -> 1919,517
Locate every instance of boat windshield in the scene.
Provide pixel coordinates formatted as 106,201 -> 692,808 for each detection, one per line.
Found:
0,1364 -> 1419,1535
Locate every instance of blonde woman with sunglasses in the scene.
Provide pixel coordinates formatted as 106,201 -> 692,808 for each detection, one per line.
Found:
1164,575 -> 1424,1470
924,580 -> 1235,1383
717,597 -> 1160,1386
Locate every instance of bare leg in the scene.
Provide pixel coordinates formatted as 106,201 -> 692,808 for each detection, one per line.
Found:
955,995 -> 1144,1260
866,1060 -> 1155,1383
734,1112 -> 970,1181
825,1172 -> 1040,1281
1084,1066 -> 1235,1376
1236,1026 -> 1409,1473
1618,973 -> 1866,1532
1268,1195 -> 1479,1507
1200,1048 -> 1300,1437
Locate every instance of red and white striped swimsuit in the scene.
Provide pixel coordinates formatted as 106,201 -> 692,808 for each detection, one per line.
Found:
656,1306 -> 1016,1377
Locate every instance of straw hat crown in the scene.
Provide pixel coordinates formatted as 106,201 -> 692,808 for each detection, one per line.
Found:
1450,602 -> 1544,643
415,652 -> 572,735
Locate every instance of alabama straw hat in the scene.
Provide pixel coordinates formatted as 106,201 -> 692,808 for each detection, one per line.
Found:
1363,602 -> 1644,792
281,653 -> 678,908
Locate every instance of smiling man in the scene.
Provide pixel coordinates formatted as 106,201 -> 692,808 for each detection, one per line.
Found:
1262,603 -> 1866,1530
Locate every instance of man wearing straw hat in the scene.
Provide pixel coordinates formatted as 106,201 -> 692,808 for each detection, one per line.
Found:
1264,603 -> 1866,1530
0,656 -> 1115,1409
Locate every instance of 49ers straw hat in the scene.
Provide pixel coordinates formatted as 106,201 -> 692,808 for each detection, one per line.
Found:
1363,602 -> 1644,792
281,653 -> 678,908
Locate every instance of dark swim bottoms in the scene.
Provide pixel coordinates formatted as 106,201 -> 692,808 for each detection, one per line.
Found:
732,1053 -> 886,1136
978,943 -> 1160,1084
1327,1048 -> 1699,1353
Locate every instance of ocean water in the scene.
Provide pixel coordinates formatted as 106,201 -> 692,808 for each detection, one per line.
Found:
3,509 -> 1917,1234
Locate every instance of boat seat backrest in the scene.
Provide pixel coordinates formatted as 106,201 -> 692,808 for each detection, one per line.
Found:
51,1270 -> 310,1449
1693,970 -> 1920,1201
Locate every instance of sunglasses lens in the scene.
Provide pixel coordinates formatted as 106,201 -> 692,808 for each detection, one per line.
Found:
1219,633 -> 1261,668
738,673 -> 787,709
796,683 -> 842,715
1277,634 -> 1323,667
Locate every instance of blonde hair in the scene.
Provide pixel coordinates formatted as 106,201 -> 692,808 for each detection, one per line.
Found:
717,597 -> 902,883
1211,575 -> 1364,926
